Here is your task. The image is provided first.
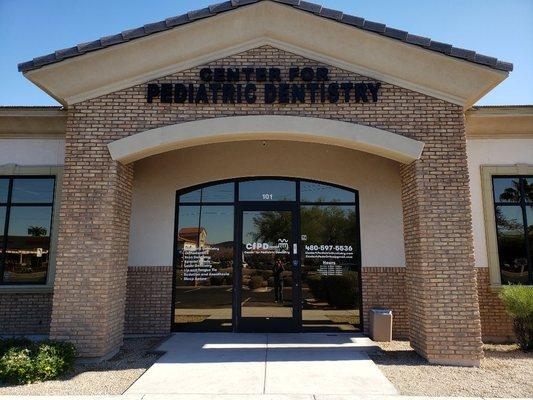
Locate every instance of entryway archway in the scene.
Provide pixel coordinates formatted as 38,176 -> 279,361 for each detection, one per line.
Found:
172,177 -> 361,333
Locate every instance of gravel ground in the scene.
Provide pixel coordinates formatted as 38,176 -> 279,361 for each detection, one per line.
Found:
1,337 -> 531,397
368,341 -> 533,398
0,337 -> 165,395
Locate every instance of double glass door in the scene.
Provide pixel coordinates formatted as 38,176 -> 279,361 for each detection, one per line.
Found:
236,205 -> 300,332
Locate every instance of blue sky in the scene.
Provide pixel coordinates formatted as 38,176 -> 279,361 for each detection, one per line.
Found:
0,0 -> 531,106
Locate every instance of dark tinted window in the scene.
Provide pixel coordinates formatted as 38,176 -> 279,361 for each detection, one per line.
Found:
179,182 -> 234,203
492,175 -> 533,285
239,180 -> 296,201
0,179 -> 8,203
12,178 -> 54,203
300,181 -> 355,203
4,206 -> 52,284
493,177 -> 521,203
174,205 -> 234,331
300,205 -> 359,331
1,177 -> 56,285
495,206 -> 528,284
526,178 -> 533,203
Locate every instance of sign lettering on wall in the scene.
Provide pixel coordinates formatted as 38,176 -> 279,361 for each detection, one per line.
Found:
146,67 -> 380,104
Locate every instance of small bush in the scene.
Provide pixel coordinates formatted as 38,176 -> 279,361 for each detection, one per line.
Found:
323,272 -> 358,308
0,338 -> 76,385
306,274 -> 327,300
499,285 -> 533,351
249,275 -> 264,289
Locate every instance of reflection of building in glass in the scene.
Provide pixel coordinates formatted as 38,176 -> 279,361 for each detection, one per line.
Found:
177,227 -> 208,250
3,235 -> 50,283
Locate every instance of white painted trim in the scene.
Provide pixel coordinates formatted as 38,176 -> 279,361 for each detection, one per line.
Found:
60,37 -> 469,107
480,164 -> 533,287
23,2 -> 507,109
107,115 -> 424,164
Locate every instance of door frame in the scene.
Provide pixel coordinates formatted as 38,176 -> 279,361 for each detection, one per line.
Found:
233,202 -> 302,332
171,176 -> 362,333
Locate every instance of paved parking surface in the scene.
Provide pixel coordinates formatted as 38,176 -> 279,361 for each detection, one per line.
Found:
125,333 -> 398,396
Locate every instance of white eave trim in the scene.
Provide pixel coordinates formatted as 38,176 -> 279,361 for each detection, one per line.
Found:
107,115 -> 424,164
22,2 -> 507,109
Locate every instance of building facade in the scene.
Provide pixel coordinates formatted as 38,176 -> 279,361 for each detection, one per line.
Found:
1,1 -> 532,367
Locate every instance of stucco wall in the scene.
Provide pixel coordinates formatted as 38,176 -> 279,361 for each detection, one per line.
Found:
129,140 -> 405,268
0,138 -> 65,166
466,138 -> 533,268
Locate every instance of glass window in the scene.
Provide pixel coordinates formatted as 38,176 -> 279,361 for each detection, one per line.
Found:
0,206 -> 5,236
173,178 -> 361,333
300,181 -> 355,203
179,189 -> 201,203
492,175 -> 532,285
175,205 -> 234,331
493,177 -> 521,203
0,177 -> 55,285
0,206 -> 5,265
526,178 -> 533,203
179,182 -> 234,203
300,205 -> 359,331
12,178 -> 54,203
0,179 -> 8,203
239,179 -> 296,201
4,206 -> 52,284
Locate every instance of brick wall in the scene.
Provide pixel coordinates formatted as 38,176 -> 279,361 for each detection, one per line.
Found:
124,266 -> 173,335
476,268 -> 514,342
361,267 -> 408,339
0,293 -> 52,334
52,45 -> 482,362
50,114 -> 133,357
399,114 -> 482,365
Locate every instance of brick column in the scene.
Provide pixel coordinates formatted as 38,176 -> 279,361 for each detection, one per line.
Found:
50,113 -> 133,359
400,111 -> 483,366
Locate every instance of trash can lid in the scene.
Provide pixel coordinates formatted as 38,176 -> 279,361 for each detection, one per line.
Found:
371,308 -> 392,314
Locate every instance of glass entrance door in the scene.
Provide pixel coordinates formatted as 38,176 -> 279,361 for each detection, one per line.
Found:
237,206 -> 300,332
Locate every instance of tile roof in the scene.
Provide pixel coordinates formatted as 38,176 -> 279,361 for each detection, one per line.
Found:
17,0 -> 513,73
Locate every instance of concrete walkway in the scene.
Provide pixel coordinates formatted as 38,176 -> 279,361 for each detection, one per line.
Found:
125,333 -> 398,397
1,396 -> 530,400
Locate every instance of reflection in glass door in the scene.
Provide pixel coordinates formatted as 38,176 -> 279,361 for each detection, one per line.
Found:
238,208 -> 298,332
173,178 -> 362,333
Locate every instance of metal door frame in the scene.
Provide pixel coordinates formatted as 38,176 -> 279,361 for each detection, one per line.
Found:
233,202 -> 301,332
171,177 -> 362,333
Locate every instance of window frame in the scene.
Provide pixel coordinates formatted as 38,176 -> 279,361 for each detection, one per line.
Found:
0,165 -> 63,293
481,165 -> 533,287
172,177 -> 362,332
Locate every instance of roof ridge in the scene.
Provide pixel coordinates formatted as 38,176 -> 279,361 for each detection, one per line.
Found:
17,0 -> 513,73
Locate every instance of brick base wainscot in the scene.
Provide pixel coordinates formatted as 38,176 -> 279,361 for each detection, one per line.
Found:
361,267 -> 409,339
124,266 -> 173,335
0,292 -> 53,335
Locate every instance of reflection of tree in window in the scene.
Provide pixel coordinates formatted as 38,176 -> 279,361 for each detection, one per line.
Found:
252,211 -> 291,243
28,226 -> 47,237
301,205 -> 356,246
495,206 -> 527,283
525,179 -> 533,203
498,179 -> 521,202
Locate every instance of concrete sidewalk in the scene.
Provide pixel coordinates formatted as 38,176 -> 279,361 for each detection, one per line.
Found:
124,333 -> 397,396
0,395 -> 530,400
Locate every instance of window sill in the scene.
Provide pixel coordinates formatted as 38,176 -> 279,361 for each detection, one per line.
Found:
0,285 -> 53,294
490,284 -> 503,293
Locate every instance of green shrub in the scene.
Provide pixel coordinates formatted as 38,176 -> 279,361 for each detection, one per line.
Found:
499,285 -> 533,351
249,275 -> 264,289
323,272 -> 358,308
306,274 -> 327,300
0,338 -> 76,385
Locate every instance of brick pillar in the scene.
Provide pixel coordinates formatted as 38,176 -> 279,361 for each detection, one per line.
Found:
400,111 -> 483,366
50,115 -> 133,359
